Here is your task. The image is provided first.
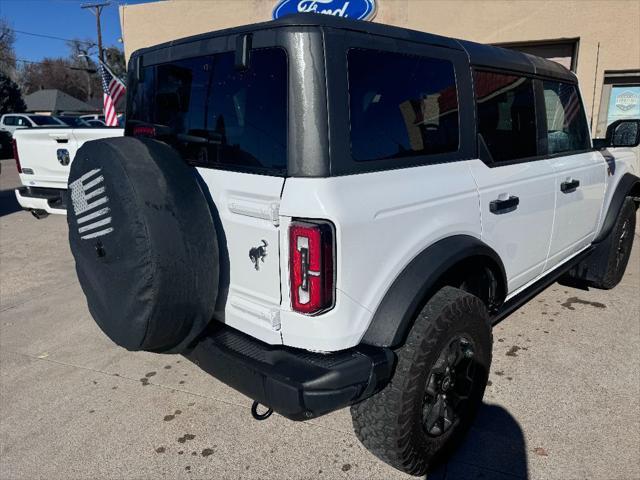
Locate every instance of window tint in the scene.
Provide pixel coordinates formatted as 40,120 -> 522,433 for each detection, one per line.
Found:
129,48 -> 287,174
542,81 -> 590,154
348,49 -> 459,162
474,71 -> 538,163
15,117 -> 28,126
3,116 -> 16,126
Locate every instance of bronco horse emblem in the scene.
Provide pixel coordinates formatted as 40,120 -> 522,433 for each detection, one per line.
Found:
249,240 -> 268,270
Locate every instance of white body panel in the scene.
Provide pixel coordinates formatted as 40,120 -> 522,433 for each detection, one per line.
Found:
15,127 -> 123,191
203,148 -> 638,351
196,168 -> 285,345
596,147 -> 639,235
277,160 -> 482,351
544,152 -> 607,271
468,159 -> 556,293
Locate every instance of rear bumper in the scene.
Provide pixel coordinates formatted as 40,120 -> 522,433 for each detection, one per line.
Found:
184,323 -> 395,420
15,187 -> 67,215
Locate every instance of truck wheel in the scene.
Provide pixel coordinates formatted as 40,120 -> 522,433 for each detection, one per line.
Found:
591,197 -> 636,290
351,287 -> 492,476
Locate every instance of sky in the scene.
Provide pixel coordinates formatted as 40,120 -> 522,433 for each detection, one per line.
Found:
0,0 -> 156,64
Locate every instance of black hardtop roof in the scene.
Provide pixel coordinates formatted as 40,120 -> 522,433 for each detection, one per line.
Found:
133,13 -> 576,83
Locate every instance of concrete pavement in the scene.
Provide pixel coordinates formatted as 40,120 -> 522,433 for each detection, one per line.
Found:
1,157 -> 639,479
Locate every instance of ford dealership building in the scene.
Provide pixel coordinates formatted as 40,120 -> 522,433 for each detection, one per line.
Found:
119,0 -> 639,138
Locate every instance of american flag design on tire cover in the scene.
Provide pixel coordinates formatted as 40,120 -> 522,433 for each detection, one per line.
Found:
69,168 -> 113,240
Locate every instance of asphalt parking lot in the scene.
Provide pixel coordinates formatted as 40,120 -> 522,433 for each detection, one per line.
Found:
1,156 -> 639,480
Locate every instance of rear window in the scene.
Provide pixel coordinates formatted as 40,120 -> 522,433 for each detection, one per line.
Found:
347,49 -> 459,162
128,48 -> 287,175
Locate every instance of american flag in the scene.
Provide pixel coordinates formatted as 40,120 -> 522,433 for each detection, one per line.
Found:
98,60 -> 125,127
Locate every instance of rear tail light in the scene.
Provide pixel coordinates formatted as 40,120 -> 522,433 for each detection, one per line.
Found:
132,125 -> 156,137
12,139 -> 21,173
289,220 -> 335,315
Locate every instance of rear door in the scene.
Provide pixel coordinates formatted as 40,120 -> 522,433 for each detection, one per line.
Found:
541,80 -> 606,270
127,45 -> 288,344
469,70 -> 556,293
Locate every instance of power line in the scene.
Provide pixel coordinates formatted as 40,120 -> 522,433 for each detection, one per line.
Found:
16,58 -> 96,73
12,29 -> 95,46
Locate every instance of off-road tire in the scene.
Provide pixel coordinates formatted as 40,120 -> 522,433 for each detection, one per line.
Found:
591,197 -> 636,290
351,287 -> 492,476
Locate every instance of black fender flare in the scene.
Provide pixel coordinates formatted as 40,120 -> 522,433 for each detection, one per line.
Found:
594,172 -> 640,243
361,235 -> 507,348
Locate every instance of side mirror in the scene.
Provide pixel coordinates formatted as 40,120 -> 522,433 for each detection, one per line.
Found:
605,119 -> 640,148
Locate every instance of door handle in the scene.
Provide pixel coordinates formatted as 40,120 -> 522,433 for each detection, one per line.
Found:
561,179 -> 580,193
490,195 -> 519,215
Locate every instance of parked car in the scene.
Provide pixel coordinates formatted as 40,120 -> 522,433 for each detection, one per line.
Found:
65,14 -> 640,476
79,114 -> 106,122
0,129 -> 12,159
84,119 -> 106,127
56,115 -> 92,127
12,126 -> 123,218
0,113 -> 66,135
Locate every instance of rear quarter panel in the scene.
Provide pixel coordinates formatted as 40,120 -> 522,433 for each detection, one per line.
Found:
279,160 -> 482,351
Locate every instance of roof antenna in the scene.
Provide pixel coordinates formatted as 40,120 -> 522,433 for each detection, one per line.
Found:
589,42 -> 600,135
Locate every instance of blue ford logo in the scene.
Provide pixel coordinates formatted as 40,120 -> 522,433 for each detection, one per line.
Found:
273,0 -> 377,21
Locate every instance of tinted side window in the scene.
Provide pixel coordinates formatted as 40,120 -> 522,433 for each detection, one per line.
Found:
542,81 -> 590,154
3,116 -> 15,126
348,49 -> 459,162
474,71 -> 538,163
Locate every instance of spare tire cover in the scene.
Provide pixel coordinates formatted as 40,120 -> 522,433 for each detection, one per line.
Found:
67,136 -> 219,353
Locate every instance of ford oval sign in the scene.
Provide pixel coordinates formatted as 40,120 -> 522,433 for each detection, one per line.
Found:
273,0 -> 377,21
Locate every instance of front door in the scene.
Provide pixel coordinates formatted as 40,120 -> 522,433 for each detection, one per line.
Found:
540,80 -> 607,270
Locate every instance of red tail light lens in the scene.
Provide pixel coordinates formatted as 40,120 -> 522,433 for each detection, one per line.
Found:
12,139 -> 21,173
289,220 -> 334,315
132,125 -> 156,137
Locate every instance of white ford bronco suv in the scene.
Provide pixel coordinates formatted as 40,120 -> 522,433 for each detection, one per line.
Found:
65,15 -> 640,476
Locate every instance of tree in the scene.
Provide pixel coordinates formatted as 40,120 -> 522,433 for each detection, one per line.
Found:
67,39 -> 98,100
0,18 -> 17,77
104,46 -> 126,79
0,72 -> 26,114
20,57 -> 91,100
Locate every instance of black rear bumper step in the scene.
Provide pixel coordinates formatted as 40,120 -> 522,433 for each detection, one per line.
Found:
184,323 -> 395,420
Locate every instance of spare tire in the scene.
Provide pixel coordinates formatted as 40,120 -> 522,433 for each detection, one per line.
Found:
67,136 -> 219,353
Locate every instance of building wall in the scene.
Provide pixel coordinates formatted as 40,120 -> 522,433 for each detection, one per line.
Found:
119,0 -> 640,135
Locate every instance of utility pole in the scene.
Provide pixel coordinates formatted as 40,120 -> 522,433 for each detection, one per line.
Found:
81,2 -> 110,63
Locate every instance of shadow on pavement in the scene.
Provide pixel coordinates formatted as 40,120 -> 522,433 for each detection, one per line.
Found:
0,188 -> 22,217
429,403 -> 528,480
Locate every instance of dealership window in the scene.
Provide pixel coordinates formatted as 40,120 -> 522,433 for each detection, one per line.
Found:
542,81 -> 590,154
498,39 -> 579,72
347,49 -> 459,162
595,71 -> 640,138
474,71 -> 538,163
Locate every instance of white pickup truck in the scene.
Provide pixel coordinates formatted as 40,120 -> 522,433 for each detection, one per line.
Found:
13,127 -> 123,218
